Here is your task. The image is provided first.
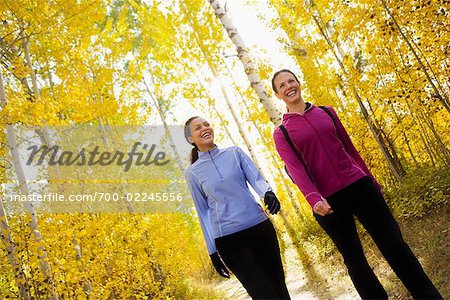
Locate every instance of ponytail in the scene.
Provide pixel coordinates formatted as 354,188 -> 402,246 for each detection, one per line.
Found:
185,116 -> 200,165
190,145 -> 199,164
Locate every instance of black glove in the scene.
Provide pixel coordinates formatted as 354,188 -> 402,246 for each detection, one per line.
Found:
264,191 -> 281,214
209,252 -> 230,278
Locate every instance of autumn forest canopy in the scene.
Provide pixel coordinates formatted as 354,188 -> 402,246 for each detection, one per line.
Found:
0,0 -> 449,299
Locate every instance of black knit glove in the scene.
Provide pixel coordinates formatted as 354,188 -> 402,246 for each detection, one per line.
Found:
209,252 -> 230,278
264,191 -> 281,214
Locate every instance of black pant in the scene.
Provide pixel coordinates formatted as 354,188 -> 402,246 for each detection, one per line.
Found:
215,219 -> 290,300
314,176 -> 442,299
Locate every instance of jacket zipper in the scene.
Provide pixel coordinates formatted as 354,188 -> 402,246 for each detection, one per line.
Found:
304,113 -> 344,186
209,150 -> 223,179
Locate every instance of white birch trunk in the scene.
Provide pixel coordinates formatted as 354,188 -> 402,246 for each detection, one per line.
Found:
97,116 -> 134,213
72,234 -> 92,298
143,77 -> 186,172
98,116 -> 110,147
0,68 -> 31,299
20,32 -> 59,299
192,68 -> 239,145
207,0 -> 282,125
6,126 -> 58,300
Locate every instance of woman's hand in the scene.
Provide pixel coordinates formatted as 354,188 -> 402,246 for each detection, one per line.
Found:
313,198 -> 334,216
210,252 -> 230,278
264,191 -> 281,214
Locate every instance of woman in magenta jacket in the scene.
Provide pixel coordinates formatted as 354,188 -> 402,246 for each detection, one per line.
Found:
271,69 -> 442,299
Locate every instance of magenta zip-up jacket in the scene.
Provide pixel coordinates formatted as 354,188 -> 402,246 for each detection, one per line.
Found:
273,103 -> 380,210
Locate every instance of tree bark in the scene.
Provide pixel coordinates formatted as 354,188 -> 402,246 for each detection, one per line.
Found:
0,67 -> 30,300
207,0 -> 282,125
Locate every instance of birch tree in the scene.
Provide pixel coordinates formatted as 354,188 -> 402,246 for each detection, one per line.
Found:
208,0 -> 282,125
0,67 -> 31,300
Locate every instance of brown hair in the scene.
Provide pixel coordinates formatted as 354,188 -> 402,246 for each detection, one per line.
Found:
271,69 -> 300,93
184,116 -> 200,164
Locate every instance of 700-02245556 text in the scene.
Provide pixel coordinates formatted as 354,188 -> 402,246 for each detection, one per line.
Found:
5,192 -> 185,202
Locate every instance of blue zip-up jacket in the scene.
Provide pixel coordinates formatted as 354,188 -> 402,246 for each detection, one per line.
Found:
184,146 -> 270,254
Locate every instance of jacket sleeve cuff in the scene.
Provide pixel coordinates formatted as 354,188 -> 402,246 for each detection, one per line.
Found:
305,192 -> 323,210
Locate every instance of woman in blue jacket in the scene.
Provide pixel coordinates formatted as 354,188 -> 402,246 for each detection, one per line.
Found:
184,116 -> 290,300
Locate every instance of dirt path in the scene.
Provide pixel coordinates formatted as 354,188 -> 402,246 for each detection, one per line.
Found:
214,233 -> 358,299
214,205 -> 449,299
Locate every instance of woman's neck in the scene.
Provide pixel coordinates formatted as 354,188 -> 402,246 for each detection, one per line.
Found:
287,98 -> 307,114
198,143 -> 216,152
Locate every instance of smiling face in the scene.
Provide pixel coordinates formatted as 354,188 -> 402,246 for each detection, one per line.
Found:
273,72 -> 302,105
187,117 -> 215,151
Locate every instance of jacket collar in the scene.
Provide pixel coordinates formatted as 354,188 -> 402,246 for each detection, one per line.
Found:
283,102 -> 314,121
198,145 -> 220,159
